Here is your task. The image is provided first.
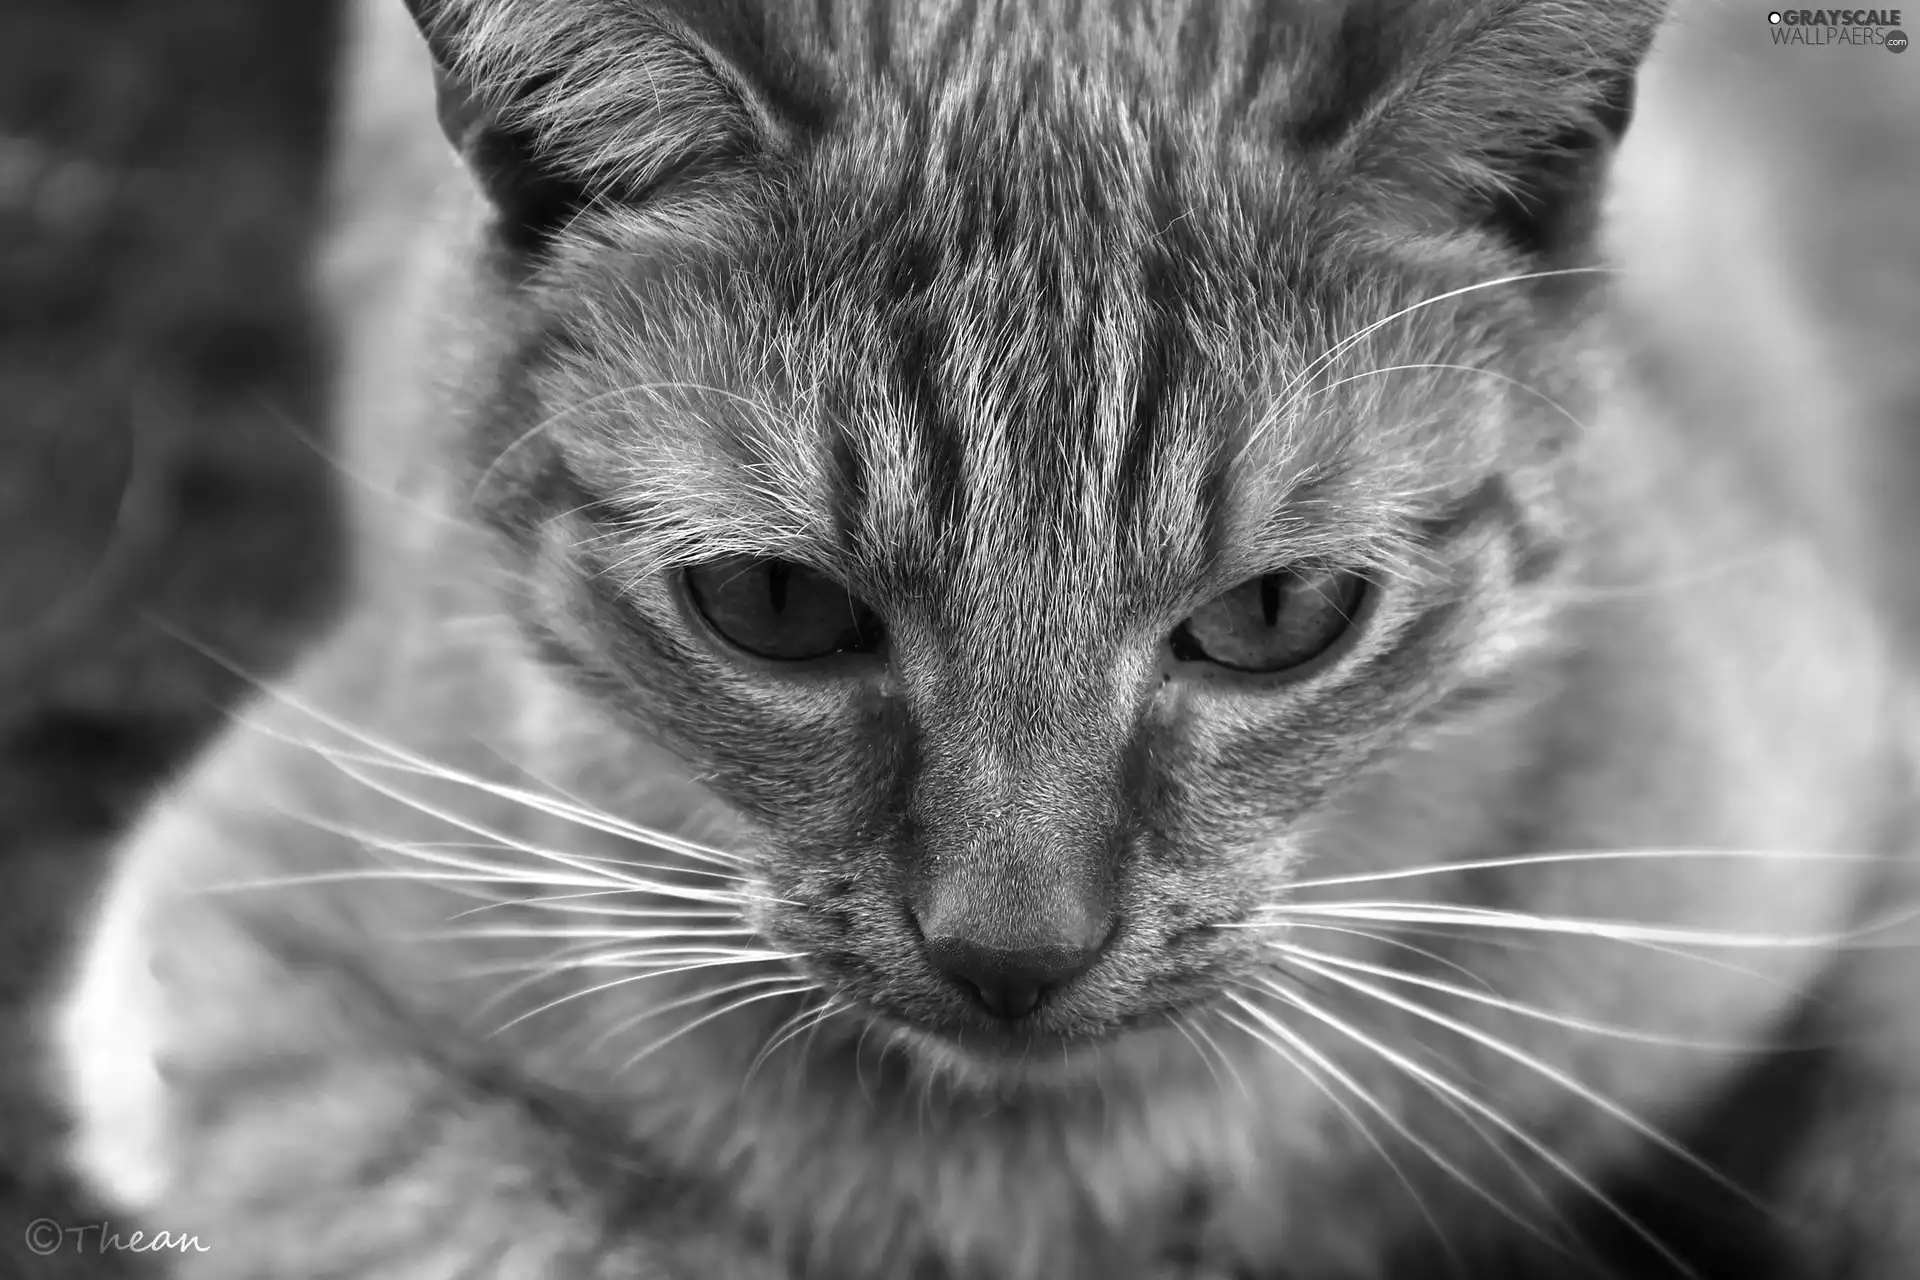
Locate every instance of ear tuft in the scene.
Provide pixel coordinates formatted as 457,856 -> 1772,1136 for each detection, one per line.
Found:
1306,0 -> 1666,259
404,0 -> 782,249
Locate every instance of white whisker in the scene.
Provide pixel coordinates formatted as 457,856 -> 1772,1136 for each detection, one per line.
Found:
612,976 -> 820,1074
1302,362 -> 1590,436
485,952 -> 801,1034
1221,994 -> 1525,1268
201,868 -> 608,895
1262,978 -> 1697,1279
1263,900 -> 1915,951
263,729 -> 756,890
464,378 -> 783,506
1170,1011 -> 1242,1099
299,738 -> 751,872
444,891 -> 746,921
1279,848 -> 1885,894
1257,920 -> 1501,993
1270,955 -> 1765,1214
745,993 -> 844,1090
1241,908 -> 1796,992
1269,942 -> 1770,1052
315,755 -> 781,908
212,664 -> 751,874
1278,267 -> 1616,406
1242,267 -> 1618,460
150,628 -> 746,883
455,946 -> 797,1025
421,925 -> 761,944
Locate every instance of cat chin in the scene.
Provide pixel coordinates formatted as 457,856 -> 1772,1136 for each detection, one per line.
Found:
876,1011 -> 1172,1099
882,1024 -> 1107,1097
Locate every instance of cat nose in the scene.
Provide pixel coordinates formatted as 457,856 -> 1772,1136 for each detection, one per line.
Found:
920,931 -> 1107,1020
910,856 -> 1116,1020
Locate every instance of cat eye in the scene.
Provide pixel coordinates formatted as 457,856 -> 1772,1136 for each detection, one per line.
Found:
684,557 -> 884,662
1170,568 -> 1368,675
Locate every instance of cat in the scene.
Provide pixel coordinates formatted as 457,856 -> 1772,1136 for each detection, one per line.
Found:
49,0 -> 1920,1276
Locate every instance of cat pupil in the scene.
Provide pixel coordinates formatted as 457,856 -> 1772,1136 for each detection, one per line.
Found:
767,561 -> 789,614
1259,574 -> 1281,627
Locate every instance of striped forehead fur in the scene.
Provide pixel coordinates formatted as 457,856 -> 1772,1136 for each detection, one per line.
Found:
545,218 -> 1538,620
448,0 -> 1632,651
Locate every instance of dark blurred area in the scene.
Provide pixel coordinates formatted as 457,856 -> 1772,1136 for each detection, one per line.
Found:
0,1 -> 343,1274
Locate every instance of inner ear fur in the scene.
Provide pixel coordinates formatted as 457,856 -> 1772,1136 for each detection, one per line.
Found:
1299,0 -> 1667,259
403,0 -> 784,250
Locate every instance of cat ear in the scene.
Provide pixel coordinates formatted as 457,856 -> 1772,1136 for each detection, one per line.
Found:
402,0 -> 783,249
1300,0 -> 1666,258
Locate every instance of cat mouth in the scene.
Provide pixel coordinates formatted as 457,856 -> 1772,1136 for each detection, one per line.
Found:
859,992 -> 1227,1096
866,989 -> 1201,1071
786,923 -> 1234,1077
876,1015 -> 1123,1090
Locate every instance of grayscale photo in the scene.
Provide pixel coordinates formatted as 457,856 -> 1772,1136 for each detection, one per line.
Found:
2,1 -> 1917,1276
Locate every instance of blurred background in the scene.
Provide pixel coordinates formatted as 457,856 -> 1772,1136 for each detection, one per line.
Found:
1,2 -> 340,1275
0,2 -> 1914,1277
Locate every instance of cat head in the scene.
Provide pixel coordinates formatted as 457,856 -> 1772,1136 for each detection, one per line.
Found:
401,0 -> 1664,1084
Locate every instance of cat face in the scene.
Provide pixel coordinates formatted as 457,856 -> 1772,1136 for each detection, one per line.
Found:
409,0 -> 1652,1082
